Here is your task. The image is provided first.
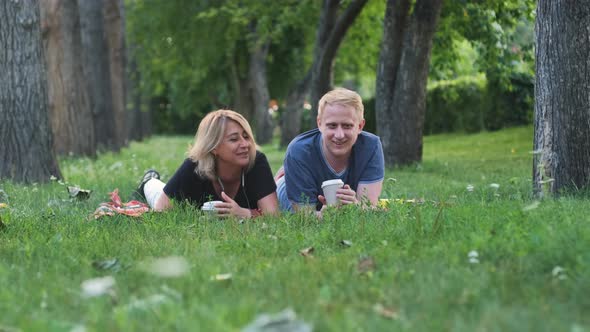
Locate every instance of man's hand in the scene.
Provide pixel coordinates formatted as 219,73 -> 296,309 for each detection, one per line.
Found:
336,184 -> 357,205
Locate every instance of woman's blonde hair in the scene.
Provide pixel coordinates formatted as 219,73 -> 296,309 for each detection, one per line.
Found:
187,109 -> 257,180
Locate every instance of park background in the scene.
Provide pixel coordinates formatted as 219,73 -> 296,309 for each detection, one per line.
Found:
1,0 -> 589,331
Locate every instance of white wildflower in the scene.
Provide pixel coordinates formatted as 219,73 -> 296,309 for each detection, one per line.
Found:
489,183 -> 500,189
466,184 -> 474,192
81,276 -> 115,298
141,256 -> 189,278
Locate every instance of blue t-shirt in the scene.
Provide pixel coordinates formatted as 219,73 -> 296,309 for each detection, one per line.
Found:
277,128 -> 384,211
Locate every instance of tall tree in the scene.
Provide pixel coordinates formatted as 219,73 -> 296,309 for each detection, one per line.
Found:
280,0 -> 368,145
104,0 -> 128,147
376,0 -> 443,166
0,0 -> 62,182
533,1 -> 590,196
79,1 -> 118,151
40,0 -> 96,157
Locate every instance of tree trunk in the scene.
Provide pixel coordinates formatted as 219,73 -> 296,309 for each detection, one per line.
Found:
376,0 -> 443,167
126,45 -> 151,141
230,45 -> 254,122
249,37 -> 273,144
279,0 -> 367,144
0,0 -> 62,182
308,0 -> 369,125
104,0 -> 127,147
79,1 -> 118,151
280,72 -> 311,147
533,1 -> 590,197
40,0 -> 95,157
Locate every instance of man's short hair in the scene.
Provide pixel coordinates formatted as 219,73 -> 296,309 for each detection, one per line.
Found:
317,88 -> 364,121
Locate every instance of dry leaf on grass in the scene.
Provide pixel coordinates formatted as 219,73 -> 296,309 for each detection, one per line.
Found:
340,240 -> 352,247
299,246 -> 314,258
210,273 -> 233,282
92,258 -> 122,272
357,256 -> 376,274
373,303 -> 399,320
67,186 -> 92,200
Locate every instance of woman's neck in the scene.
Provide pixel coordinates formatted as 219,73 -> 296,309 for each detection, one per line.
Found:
216,161 -> 242,183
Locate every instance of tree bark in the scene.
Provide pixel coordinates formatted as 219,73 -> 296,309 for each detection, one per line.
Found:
376,0 -> 443,167
280,71 -> 311,147
0,0 -> 62,182
533,1 -> 590,196
104,0 -> 127,147
230,45 -> 255,122
279,0 -> 367,145
40,0 -> 95,157
79,1 -> 118,151
247,24 -> 273,144
309,0 -> 369,124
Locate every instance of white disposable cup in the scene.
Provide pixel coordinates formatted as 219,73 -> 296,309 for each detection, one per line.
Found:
201,200 -> 223,214
321,179 -> 344,206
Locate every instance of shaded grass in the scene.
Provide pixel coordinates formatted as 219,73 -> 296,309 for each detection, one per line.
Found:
1,126 -> 589,331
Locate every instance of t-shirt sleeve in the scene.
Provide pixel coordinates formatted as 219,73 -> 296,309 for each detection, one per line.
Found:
358,138 -> 385,184
284,153 -> 319,206
163,159 -> 201,202
246,152 -> 277,202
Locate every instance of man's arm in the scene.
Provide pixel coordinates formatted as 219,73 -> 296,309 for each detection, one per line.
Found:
356,180 -> 383,206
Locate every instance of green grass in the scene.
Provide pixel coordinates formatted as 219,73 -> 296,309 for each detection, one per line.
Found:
1,126 -> 589,331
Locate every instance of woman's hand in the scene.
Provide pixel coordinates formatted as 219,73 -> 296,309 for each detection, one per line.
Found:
217,191 -> 252,219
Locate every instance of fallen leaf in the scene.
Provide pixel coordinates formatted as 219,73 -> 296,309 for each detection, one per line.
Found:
242,308 -> 312,332
357,256 -> 376,274
210,273 -> 233,282
0,203 -> 7,209
299,246 -> 314,258
373,303 -> 399,320
92,258 -> 122,272
67,186 -> 92,200
340,240 -> 352,247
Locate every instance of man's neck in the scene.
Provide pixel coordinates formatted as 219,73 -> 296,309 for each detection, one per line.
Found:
321,140 -> 350,173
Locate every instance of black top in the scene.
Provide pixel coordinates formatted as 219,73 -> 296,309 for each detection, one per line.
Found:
163,151 -> 276,209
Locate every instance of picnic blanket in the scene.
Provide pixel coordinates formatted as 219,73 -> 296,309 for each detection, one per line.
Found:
93,189 -> 150,219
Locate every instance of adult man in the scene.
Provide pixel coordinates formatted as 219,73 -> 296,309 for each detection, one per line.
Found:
276,88 -> 384,215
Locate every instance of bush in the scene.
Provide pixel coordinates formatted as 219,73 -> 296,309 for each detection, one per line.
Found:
365,73 -> 534,136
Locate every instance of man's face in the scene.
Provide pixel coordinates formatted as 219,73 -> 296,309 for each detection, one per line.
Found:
317,103 -> 365,160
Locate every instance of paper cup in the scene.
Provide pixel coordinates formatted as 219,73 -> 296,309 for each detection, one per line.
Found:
321,179 -> 344,206
201,200 -> 222,214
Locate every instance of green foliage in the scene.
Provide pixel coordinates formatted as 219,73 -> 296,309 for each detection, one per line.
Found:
1,127 -> 590,330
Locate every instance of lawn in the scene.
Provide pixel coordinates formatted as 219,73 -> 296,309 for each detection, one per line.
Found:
1,126 -> 589,331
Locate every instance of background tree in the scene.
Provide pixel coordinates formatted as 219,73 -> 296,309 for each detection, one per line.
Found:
376,0 -> 443,167
104,0 -> 128,147
280,0 -> 368,145
0,0 -> 62,182
40,0 -> 95,157
79,1 -> 118,151
533,2 -> 590,196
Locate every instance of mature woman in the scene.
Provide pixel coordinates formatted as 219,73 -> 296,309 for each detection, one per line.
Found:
138,109 -> 278,218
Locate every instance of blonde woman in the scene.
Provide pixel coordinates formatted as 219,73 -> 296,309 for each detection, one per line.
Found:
139,110 -> 278,218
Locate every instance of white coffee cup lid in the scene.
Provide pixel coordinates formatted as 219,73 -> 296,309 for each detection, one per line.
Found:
202,200 -> 222,210
322,179 -> 344,188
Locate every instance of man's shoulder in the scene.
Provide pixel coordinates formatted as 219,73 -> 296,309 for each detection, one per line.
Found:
286,128 -> 321,157
354,131 -> 382,150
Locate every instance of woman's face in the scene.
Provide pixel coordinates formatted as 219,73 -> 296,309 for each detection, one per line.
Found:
213,119 -> 252,169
